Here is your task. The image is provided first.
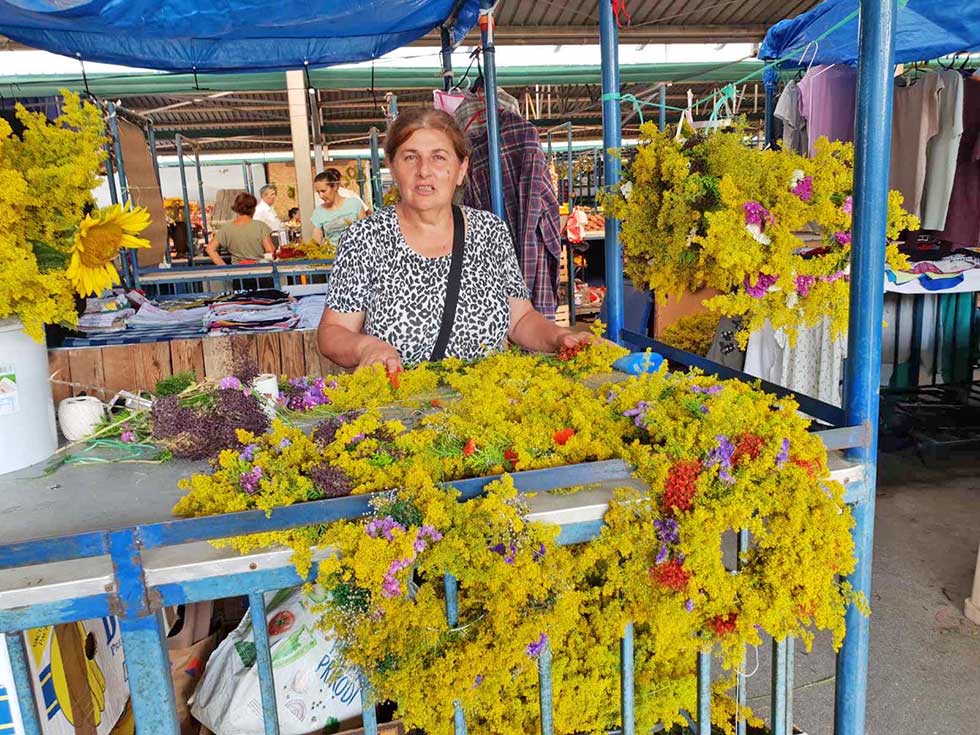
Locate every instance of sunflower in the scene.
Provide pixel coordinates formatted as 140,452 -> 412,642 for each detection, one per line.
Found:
67,204 -> 151,296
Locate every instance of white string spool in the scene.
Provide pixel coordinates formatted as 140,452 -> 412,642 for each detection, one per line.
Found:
57,396 -> 105,441
252,374 -> 279,418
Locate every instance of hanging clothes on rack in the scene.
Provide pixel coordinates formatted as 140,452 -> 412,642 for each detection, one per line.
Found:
920,69 -> 965,230
938,76 -> 980,247
452,89 -> 521,135
889,71 -> 945,219
774,79 -> 808,155
462,106 -> 562,318
798,65 -> 857,156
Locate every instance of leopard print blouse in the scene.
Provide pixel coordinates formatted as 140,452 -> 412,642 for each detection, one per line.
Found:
324,206 -> 530,365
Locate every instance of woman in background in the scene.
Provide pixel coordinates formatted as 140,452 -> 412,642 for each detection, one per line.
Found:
206,193 -> 275,265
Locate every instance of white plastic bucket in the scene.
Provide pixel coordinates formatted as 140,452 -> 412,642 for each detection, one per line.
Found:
0,319 -> 58,475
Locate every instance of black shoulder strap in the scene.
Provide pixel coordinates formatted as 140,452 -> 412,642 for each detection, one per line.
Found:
430,205 -> 466,362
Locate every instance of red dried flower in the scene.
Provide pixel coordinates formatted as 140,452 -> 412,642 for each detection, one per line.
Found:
387,366 -> 402,389
553,428 -> 576,446
733,433 -> 764,465
791,456 -> 821,478
663,460 -> 701,513
504,448 -> 520,466
650,559 -> 691,592
557,343 -> 583,361
711,613 -> 738,636
462,438 -> 477,457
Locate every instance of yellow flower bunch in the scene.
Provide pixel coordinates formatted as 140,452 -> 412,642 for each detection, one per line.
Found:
660,312 -> 721,356
604,124 -> 917,346
0,92 -> 153,339
174,348 -> 861,734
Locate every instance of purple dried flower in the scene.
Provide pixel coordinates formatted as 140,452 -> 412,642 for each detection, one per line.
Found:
419,525 -> 442,542
795,275 -> 817,298
473,675 -> 484,688
240,466 -> 263,495
654,518 -> 680,546
490,542 -> 517,564
218,376 -> 242,391
278,438 -> 292,449
691,385 -> 722,395
366,516 -> 406,541
120,428 -> 137,443
791,175 -> 813,202
533,543 -> 546,561
776,438 -> 790,467
350,433 -> 367,446
309,463 -> 354,499
685,599 -> 695,612
239,444 -> 258,462
821,270 -> 847,284
623,401 -> 649,428
280,376 -> 333,412
705,434 -> 736,484
743,201 -> 773,227
526,633 -> 548,658
655,544 -> 669,565
843,196 -> 853,215
381,558 -> 413,598
834,231 -> 852,247
744,273 -> 778,299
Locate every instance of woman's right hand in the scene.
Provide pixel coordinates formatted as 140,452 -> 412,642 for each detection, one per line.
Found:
356,337 -> 402,374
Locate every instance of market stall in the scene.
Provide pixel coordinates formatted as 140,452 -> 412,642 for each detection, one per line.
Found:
0,3 -> 919,735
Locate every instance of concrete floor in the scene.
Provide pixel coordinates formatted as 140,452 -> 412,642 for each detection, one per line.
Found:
742,451 -> 980,735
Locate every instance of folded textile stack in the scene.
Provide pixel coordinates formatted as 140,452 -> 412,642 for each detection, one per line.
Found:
294,294 -> 326,330
77,308 -> 135,334
206,290 -> 298,333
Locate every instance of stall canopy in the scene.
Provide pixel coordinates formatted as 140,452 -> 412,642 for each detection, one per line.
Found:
759,0 -> 980,66
0,0 -> 480,72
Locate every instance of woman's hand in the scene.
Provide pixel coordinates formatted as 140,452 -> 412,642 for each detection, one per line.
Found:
356,338 -> 403,373
552,329 -> 593,353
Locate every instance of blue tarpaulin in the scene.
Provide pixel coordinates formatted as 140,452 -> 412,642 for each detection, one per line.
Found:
0,0 -> 481,72
760,0 -> 980,66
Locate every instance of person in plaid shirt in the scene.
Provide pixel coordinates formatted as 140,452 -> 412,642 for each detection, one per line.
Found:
463,109 -> 562,318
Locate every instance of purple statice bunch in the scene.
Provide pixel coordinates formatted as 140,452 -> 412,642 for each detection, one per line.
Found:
278,438 -> 291,450
473,675 -> 484,688
842,196 -> 853,216
239,466 -> 263,495
821,270 -> 848,284
623,401 -> 649,428
654,517 -> 680,546
744,273 -> 778,299
366,516 -> 406,541
381,557 -> 413,598
795,274 -> 817,298
412,525 -> 443,554
685,599 -> 695,612
705,434 -> 736,484
791,175 -> 814,202
239,443 -> 258,462
218,375 -> 243,391
490,541 -> 518,564
150,388 -> 269,460
533,543 -> 546,562
119,425 -> 137,443
691,384 -> 722,396
312,412 -> 360,446
280,376 -> 332,412
743,201 -> 773,227
526,633 -> 549,658
834,231 -> 852,247
776,438 -> 791,467
309,463 -> 354,499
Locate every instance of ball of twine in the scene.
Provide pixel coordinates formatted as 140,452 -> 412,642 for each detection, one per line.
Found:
57,396 -> 105,441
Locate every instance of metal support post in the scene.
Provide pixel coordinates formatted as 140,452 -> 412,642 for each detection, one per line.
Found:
441,26 -> 454,91
763,67 -> 778,149
599,0 -> 624,343
835,2 -> 898,734
175,134 -> 195,267
369,127 -> 383,209
311,86 -> 325,175
5,633 -> 42,735
104,141 -> 120,205
565,123 -> 576,326
479,0 -> 506,219
107,102 -> 140,286
242,161 -> 251,191
147,121 -> 161,188
193,146 -> 208,241
659,84 -> 667,132
620,622 -> 635,735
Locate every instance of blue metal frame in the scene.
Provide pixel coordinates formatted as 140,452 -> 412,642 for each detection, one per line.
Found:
835,3 -> 897,734
479,0 -> 506,220
599,0 -> 624,344
369,127 -> 383,209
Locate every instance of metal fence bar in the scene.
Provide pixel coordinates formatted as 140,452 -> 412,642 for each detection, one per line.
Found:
771,638 -> 788,735
247,592 -> 281,735
621,622 -> 635,735
359,673 -> 379,735
538,640 -> 555,735
785,637 -> 796,734
5,633 -> 42,735
696,649 -> 711,735
444,574 -> 468,735
910,295 -> 924,387
736,528 -> 749,735
599,0 -> 624,343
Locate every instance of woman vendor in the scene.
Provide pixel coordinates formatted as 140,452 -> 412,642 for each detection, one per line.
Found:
311,168 -> 368,245
317,109 -> 590,372
205,193 -> 275,265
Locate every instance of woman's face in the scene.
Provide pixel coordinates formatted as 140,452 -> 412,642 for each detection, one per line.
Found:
315,179 -> 340,207
390,128 -> 468,213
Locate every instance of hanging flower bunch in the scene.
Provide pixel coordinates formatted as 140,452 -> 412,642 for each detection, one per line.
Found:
174,344 -> 862,734
602,123 -> 918,346
0,91 -> 152,339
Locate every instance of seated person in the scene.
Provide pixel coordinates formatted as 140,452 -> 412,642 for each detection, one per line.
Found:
285,207 -> 303,242
206,193 -> 275,265
311,168 -> 367,245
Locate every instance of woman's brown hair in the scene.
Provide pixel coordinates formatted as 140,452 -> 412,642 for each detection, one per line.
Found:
231,192 -> 258,216
384,108 -> 471,162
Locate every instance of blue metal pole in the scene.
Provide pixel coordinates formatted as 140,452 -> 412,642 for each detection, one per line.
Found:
441,26 -> 455,91
599,0 -> 624,343
479,0 -> 506,220
444,575 -> 467,734
658,84 -> 667,132
247,592 -> 281,735
369,127 -> 383,209
566,122 -> 577,327
620,622 -> 635,735
736,528 -> 749,735
696,649 -> 711,735
538,640 -> 554,735
359,673 -> 379,735
836,2 -> 897,735
771,639 -> 788,735
175,135 -> 195,268
104,142 -> 120,205
763,67 -> 778,149
5,633 -> 42,735
107,102 -> 138,286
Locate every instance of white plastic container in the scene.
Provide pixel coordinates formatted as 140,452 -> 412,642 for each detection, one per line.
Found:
0,319 -> 58,475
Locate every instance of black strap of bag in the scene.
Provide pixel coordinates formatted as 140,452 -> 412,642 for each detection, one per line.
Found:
430,205 -> 466,361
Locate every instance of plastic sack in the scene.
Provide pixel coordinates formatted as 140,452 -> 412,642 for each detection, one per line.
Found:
191,586 -> 362,735
432,90 -> 465,115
